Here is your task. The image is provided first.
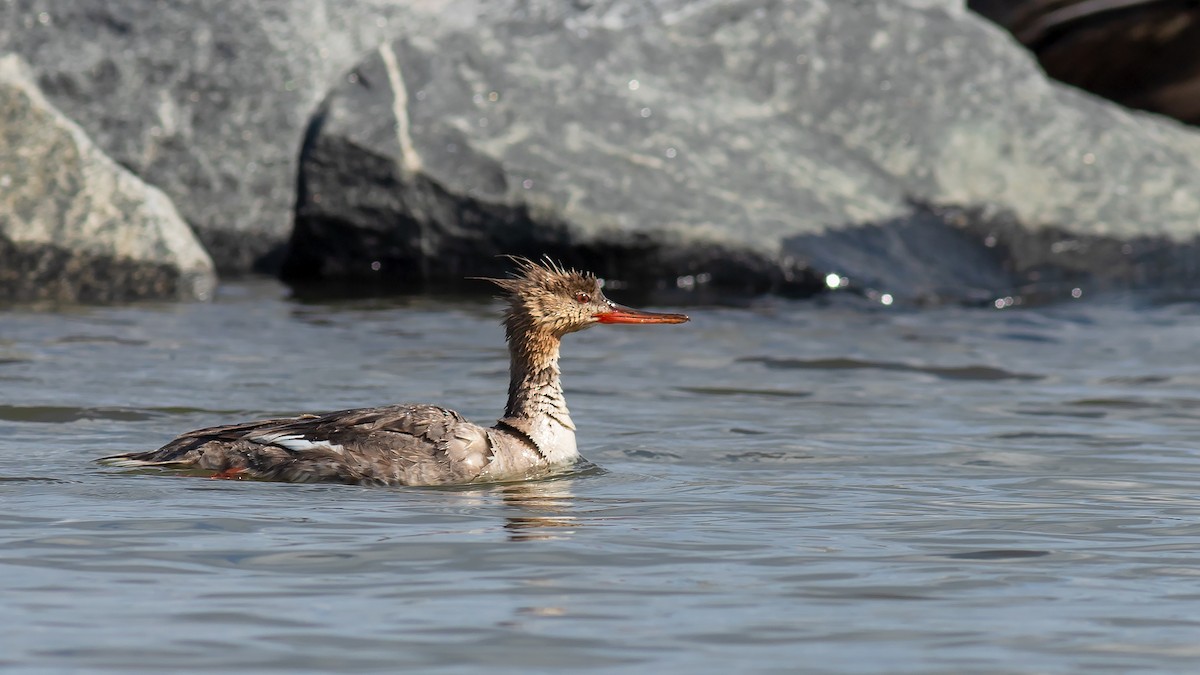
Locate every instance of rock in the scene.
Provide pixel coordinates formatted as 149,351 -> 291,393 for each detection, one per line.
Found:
0,0 -> 481,273
0,54 -> 215,304
969,0 -> 1200,125
288,0 -> 1200,303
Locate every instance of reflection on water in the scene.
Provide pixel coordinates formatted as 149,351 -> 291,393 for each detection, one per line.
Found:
2,282 -> 1200,672
498,480 -> 580,542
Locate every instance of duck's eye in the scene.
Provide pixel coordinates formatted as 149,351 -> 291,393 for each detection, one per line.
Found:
574,291 -> 591,304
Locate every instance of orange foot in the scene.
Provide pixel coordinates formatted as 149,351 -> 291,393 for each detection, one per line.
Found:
210,467 -> 247,480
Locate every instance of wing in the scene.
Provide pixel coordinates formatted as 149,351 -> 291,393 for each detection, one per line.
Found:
102,404 -> 496,485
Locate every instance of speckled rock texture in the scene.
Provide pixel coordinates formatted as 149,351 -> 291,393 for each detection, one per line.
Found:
0,0 -> 468,274
0,55 -> 215,303
288,0 -> 1200,302
4,0 -> 1200,303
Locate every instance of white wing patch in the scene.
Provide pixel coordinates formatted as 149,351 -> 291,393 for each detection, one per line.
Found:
98,456 -> 160,467
250,431 -> 345,455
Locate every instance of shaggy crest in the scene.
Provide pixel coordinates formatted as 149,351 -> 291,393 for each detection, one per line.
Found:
484,257 -> 605,339
486,256 -> 597,297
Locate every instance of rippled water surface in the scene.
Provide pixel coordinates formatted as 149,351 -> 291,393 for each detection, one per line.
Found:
3,281 -> 1200,673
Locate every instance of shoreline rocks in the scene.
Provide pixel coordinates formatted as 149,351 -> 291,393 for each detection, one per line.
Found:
287,0 -> 1200,304
0,55 -> 215,304
2,0 -> 1199,304
0,0 -> 458,274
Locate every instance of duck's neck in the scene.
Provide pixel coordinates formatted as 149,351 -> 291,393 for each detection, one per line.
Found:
497,326 -> 578,463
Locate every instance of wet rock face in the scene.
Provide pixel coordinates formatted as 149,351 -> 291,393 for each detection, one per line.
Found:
969,0 -> 1200,125
290,0 -> 1200,303
0,55 -> 215,304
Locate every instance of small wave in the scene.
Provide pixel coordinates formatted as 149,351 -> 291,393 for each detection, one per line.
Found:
675,386 -> 812,398
993,431 -> 1093,440
1068,398 -> 1159,409
729,427 -> 768,435
623,448 -> 684,461
722,450 -> 814,463
1,405 -> 281,424
939,549 -> 1050,560
49,335 -> 149,346
1015,407 -> 1107,419
739,356 -> 1042,381
1101,375 -> 1171,385
0,405 -> 155,423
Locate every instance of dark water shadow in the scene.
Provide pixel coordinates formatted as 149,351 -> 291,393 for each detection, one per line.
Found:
722,450 -> 815,463
1101,375 -> 1171,385
48,335 -> 149,346
993,431 -> 1093,440
1015,407 -> 1107,420
676,386 -> 813,398
0,405 -> 155,423
740,356 -> 1043,381
622,448 -> 685,461
0,476 -> 77,484
0,405 -> 265,424
938,549 -> 1051,560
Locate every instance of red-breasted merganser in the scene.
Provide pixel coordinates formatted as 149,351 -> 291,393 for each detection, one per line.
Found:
100,258 -> 689,485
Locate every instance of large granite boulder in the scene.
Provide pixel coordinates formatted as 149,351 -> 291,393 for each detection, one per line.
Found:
0,0 -> 476,273
287,0 -> 1200,303
0,55 -> 215,303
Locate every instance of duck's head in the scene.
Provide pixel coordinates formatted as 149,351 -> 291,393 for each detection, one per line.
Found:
486,257 -> 689,339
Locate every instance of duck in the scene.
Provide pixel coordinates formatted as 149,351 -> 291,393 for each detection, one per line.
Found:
100,257 -> 689,485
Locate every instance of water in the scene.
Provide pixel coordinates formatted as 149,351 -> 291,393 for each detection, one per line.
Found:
3,281 -> 1200,673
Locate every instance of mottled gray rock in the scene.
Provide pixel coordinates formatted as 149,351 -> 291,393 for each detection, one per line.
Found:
289,0 -> 1200,303
9,0 -> 1199,301
0,0 -> 487,273
0,55 -> 215,303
